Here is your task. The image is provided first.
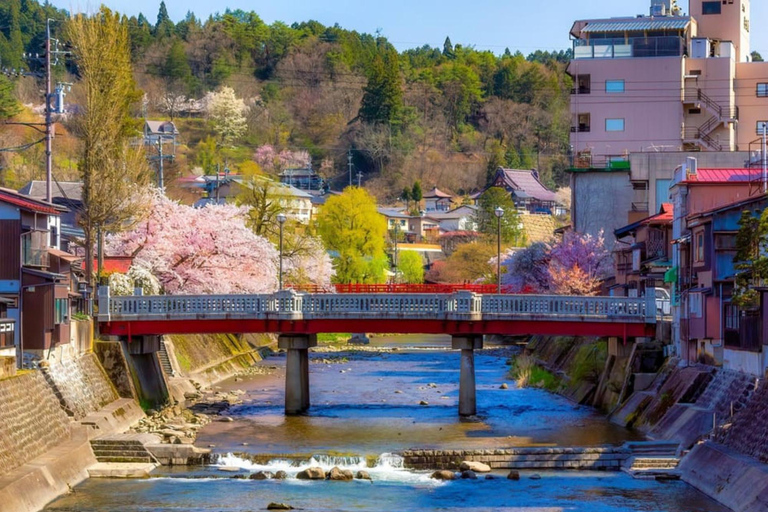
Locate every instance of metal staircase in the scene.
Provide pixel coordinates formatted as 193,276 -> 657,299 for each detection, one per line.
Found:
683,88 -> 738,151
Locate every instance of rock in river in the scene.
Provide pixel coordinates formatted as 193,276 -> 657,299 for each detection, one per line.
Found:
267,503 -> 294,510
296,467 -> 326,480
249,471 -> 272,480
507,470 -> 520,480
274,470 -> 288,480
430,470 -> 456,481
461,470 -> 478,479
356,470 -> 372,480
460,461 -> 491,473
327,466 -> 354,481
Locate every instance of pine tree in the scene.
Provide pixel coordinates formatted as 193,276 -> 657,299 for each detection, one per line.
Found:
443,36 -> 454,59
358,49 -> 402,125
411,181 -> 422,209
155,1 -> 173,38
0,75 -> 21,119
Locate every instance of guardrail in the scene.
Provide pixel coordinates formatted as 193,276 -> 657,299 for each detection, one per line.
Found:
98,288 -> 656,324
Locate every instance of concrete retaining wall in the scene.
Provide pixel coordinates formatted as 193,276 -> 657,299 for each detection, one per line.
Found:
0,371 -> 72,475
680,442 -> 768,512
401,447 -> 630,471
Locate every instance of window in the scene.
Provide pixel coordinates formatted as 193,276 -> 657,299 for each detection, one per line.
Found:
574,113 -> 590,132
758,121 -> 768,135
605,80 -> 625,93
573,74 -> 590,94
758,84 -> 768,97
725,303 -> 740,330
701,1 -> 721,14
54,298 -> 69,325
694,231 -> 705,263
605,118 -> 625,132
689,292 -> 703,318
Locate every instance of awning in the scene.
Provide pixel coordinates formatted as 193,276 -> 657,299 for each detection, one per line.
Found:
581,18 -> 690,33
48,248 -> 81,262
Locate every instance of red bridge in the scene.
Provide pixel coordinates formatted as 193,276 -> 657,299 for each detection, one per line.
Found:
97,289 -> 656,416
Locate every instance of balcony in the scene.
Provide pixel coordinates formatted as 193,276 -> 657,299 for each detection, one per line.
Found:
573,36 -> 685,59
21,230 -> 50,268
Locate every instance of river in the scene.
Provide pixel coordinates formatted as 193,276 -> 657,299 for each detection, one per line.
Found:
45,335 -> 729,511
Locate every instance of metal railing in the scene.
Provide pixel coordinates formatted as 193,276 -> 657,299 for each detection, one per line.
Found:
573,36 -> 685,60
98,288 -> 656,325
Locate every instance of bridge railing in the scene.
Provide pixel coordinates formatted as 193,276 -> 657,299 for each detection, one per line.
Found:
98,287 -> 655,324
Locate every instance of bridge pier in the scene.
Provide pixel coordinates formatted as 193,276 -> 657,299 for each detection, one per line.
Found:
278,334 -> 317,415
452,335 -> 483,417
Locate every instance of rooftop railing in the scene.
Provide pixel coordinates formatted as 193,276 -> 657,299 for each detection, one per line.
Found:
573,36 -> 685,59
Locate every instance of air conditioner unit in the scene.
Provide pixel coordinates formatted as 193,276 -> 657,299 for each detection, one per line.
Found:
691,38 -> 710,59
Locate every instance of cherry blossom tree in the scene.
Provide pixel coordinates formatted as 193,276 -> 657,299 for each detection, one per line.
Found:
203,86 -> 248,145
500,242 -> 552,293
106,190 -> 278,294
284,236 -> 334,290
548,230 -> 612,296
253,144 -> 311,174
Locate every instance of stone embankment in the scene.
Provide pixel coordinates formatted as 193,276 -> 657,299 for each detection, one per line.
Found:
521,335 -> 768,512
402,447 -> 630,471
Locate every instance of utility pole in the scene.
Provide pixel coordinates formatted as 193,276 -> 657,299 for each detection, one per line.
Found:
45,19 -> 53,202
348,149 -> 353,187
763,123 -> 767,194
357,171 -> 363,188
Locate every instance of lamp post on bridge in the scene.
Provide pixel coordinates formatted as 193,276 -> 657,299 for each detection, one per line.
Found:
277,213 -> 286,290
495,206 -> 504,294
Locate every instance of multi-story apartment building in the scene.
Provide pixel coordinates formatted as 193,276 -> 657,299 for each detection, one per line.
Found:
568,0 -> 768,248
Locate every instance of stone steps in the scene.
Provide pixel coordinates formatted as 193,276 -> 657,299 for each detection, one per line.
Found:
629,457 -> 680,470
90,434 -> 159,464
157,339 -> 175,377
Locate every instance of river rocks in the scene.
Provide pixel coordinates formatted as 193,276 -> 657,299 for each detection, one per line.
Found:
327,467 -> 354,481
485,475 -> 496,480
500,383 -> 509,389
218,466 -> 241,472
419,400 -> 429,406
507,470 -> 520,480
356,470 -> 371,480
460,461 -> 491,473
249,471 -> 273,480
461,470 -> 478,479
530,473 -> 542,480
267,503 -> 294,510
274,470 -> 288,480
431,470 -> 456,481
296,467 -> 326,480
348,334 -> 370,345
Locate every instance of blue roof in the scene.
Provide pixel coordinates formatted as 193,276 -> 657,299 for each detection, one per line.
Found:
581,18 -> 690,33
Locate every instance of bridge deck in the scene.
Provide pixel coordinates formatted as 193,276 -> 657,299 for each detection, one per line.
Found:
98,290 -> 657,338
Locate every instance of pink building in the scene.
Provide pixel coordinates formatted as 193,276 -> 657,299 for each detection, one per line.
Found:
568,0 -> 768,165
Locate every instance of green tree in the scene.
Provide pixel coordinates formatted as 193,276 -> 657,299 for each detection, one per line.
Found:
442,36 -> 454,59
474,187 -> 524,245
733,209 -> 768,308
751,51 -> 764,62
317,187 -> 388,284
358,49 -> 402,125
398,250 -> 424,283
411,180 -> 422,209
67,7 -> 151,284
0,75 -> 21,119
155,1 -> 174,38
401,186 -> 411,210
0,0 -> 24,70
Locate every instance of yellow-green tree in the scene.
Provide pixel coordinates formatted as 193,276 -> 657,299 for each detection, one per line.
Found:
67,7 -> 150,283
398,251 -> 424,284
317,187 -> 387,284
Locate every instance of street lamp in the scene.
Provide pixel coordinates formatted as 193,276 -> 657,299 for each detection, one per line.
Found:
277,213 -> 287,290
495,207 -> 504,294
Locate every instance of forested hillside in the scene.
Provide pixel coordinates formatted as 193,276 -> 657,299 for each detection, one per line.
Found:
0,0 -> 573,199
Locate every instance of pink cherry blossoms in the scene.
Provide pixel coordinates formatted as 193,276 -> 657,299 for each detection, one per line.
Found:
106,191 -> 279,294
253,145 -> 311,173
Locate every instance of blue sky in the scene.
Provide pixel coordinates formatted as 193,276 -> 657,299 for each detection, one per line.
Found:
50,0 -> 768,56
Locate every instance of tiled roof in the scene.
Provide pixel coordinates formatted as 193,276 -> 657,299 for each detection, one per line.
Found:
644,203 -> 673,224
145,120 -> 179,134
423,187 -> 452,199
19,180 -> 83,202
0,187 -> 59,214
581,18 -> 690,33
684,168 -> 762,183
378,207 -> 410,219
499,169 -> 558,202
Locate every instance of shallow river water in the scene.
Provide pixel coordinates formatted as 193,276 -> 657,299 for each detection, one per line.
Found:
45,335 -> 730,512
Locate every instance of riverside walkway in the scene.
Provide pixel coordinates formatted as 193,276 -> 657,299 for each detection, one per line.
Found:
97,288 -> 657,416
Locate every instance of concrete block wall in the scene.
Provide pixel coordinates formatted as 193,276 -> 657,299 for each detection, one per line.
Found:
717,380 -> 768,463
0,372 -> 71,474
43,353 -> 119,420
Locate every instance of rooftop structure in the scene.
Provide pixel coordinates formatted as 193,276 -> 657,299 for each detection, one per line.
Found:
477,168 -> 558,214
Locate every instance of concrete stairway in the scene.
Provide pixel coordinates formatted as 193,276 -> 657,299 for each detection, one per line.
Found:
622,441 -> 681,479
157,339 -> 175,377
90,434 -> 159,464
